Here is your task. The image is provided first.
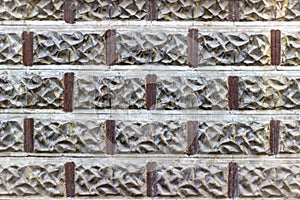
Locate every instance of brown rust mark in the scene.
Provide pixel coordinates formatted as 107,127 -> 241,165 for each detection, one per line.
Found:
65,162 -> 75,197
105,120 -> 116,155
63,73 -> 74,112
105,29 -> 116,66
187,29 -> 199,68
228,76 -> 239,110
228,162 -> 239,198
146,0 -> 157,21
186,121 -> 198,155
270,119 -> 280,155
64,0 -> 75,24
228,0 -> 240,21
146,162 -> 157,197
271,29 -> 281,66
24,118 -> 34,153
22,31 -> 33,66
146,74 -> 157,110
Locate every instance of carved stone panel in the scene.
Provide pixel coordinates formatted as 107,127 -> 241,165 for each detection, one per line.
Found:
282,32 -> 300,66
0,120 -> 23,152
0,33 -> 22,64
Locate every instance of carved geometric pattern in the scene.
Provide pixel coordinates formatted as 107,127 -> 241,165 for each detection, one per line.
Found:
239,76 -> 300,110
34,120 -> 105,153
116,121 -> 186,154
280,121 -> 300,153
198,32 -> 270,66
0,33 -> 22,64
34,32 -> 105,65
0,72 -> 63,109
282,32 -> 300,66
156,77 -> 228,110
239,164 -> 300,197
76,164 -> 146,196
74,76 -> 145,109
198,121 -> 269,154
116,31 -> 188,65
0,120 -> 23,152
0,164 -> 64,196
157,164 -> 227,197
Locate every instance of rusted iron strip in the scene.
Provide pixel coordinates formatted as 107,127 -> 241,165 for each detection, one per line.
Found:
270,119 -> 280,155
146,74 -> 157,110
187,29 -> 199,68
228,162 -> 239,198
64,0 -> 75,24
146,162 -> 157,197
147,0 -> 157,21
186,121 -> 198,155
22,31 -> 33,66
228,76 -> 239,110
65,162 -> 75,197
228,0 -> 240,21
24,118 -> 34,153
271,30 -> 281,66
105,29 -> 116,66
106,120 -> 116,155
63,73 -> 74,112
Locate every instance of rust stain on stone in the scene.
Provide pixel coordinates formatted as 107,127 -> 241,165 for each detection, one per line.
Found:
146,74 -> 157,110
146,0 -> 157,21
228,162 -> 239,198
228,76 -> 239,110
271,29 -> 281,66
65,162 -> 75,197
228,0 -> 240,21
63,73 -> 74,112
64,0 -> 75,24
105,29 -> 116,66
106,120 -> 116,155
24,118 -> 34,153
270,119 -> 280,155
22,31 -> 33,66
146,162 -> 157,197
186,121 -> 198,155
187,29 -> 199,68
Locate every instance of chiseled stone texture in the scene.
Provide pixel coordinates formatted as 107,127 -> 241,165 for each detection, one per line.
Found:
74,76 -> 146,109
156,163 -> 227,197
239,76 -> 300,110
197,121 -> 270,155
0,33 -> 22,64
34,120 -> 106,153
157,0 -> 229,21
0,72 -> 63,109
280,121 -> 300,153
156,77 -> 228,110
0,164 -> 64,196
282,31 -> 300,66
116,121 -> 186,154
75,164 -> 146,197
0,120 -> 23,152
198,32 -> 270,66
33,31 -> 105,65
116,31 -> 188,65
239,164 -> 300,197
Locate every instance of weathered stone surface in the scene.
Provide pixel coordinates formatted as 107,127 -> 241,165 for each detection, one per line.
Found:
156,77 -> 228,110
0,120 -> 23,152
239,164 -> 300,197
0,164 -> 64,196
198,121 -> 269,154
0,33 -> 22,64
156,163 -> 227,197
239,76 -> 300,110
157,0 -> 229,21
116,121 -> 186,154
280,121 -> 300,153
198,32 -> 270,66
74,76 -> 145,109
34,120 -> 105,153
0,72 -> 63,109
76,164 -> 146,196
116,31 -> 188,65
33,32 -> 105,65
282,32 -> 300,66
